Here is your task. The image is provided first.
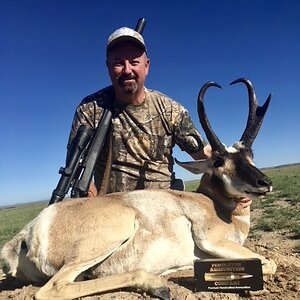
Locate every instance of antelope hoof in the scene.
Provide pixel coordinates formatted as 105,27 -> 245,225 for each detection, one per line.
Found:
150,287 -> 170,300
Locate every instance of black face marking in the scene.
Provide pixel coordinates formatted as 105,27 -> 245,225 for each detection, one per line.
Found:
213,158 -> 224,168
234,150 -> 271,188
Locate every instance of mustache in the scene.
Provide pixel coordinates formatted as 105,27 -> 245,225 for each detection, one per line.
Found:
118,74 -> 137,84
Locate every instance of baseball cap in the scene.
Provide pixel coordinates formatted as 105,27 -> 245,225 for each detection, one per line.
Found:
107,27 -> 146,52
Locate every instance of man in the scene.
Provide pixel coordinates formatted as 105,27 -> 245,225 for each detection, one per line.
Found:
68,26 -> 212,196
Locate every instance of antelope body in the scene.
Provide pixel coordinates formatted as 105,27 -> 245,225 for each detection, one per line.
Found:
1,79 -> 276,300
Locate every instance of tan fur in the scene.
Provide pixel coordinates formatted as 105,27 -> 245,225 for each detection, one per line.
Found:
1,148 -> 277,300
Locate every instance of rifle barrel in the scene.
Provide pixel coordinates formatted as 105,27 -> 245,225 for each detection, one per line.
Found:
135,18 -> 146,34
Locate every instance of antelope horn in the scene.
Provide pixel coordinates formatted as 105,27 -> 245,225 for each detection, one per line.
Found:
198,82 -> 226,152
230,78 -> 271,148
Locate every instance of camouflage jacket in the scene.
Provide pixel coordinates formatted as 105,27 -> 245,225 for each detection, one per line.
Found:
68,86 -> 206,194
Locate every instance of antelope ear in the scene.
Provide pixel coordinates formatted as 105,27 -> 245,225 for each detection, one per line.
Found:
175,158 -> 211,174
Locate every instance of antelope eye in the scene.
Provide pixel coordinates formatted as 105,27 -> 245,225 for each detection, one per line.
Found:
213,159 -> 224,168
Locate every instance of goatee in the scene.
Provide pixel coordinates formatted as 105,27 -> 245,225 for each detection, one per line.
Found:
118,75 -> 138,95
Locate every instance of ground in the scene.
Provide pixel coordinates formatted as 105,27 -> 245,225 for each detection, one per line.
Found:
0,209 -> 299,300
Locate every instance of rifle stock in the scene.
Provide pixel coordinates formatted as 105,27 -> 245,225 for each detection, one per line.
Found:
49,125 -> 93,205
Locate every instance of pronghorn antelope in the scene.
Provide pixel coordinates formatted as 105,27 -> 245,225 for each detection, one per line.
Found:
1,78 -> 276,300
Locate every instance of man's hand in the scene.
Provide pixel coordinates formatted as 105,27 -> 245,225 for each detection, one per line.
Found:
192,144 -> 212,160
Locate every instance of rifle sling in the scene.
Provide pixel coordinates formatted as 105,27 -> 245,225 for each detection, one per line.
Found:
98,129 -> 112,195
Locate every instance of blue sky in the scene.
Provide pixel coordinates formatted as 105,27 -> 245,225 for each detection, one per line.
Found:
1,0 -> 299,206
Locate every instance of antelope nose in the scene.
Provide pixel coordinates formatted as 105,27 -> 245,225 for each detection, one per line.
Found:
257,178 -> 272,187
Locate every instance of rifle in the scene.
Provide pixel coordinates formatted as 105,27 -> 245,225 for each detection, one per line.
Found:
48,18 -> 146,205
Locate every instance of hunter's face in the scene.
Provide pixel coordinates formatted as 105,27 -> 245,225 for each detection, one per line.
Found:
106,42 -> 149,99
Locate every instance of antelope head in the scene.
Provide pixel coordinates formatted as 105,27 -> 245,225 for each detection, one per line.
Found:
177,78 -> 272,208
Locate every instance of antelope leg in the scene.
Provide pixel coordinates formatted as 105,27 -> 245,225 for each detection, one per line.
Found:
36,261 -> 168,300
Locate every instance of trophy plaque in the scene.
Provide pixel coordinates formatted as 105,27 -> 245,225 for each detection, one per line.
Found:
194,258 -> 263,293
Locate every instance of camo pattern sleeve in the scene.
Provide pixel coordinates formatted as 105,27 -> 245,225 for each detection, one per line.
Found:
173,105 -> 207,155
67,86 -> 114,150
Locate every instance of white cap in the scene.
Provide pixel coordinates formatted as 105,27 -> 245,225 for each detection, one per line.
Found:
107,27 -> 146,52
